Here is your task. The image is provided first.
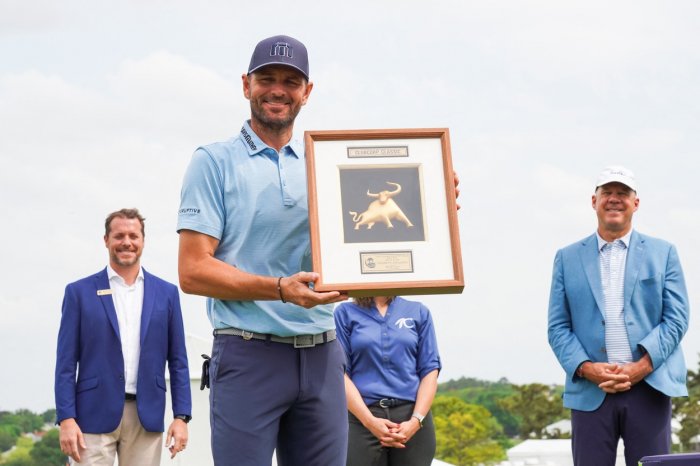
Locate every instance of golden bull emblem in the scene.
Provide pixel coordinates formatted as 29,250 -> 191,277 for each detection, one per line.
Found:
348,182 -> 414,230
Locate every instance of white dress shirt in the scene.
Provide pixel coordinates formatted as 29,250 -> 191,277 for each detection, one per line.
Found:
107,266 -> 144,394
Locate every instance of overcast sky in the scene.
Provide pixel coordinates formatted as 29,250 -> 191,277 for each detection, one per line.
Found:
2,0 -> 699,412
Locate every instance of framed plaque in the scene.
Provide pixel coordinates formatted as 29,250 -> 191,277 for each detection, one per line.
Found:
305,128 -> 464,297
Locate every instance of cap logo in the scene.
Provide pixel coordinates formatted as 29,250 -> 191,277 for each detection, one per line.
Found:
270,41 -> 293,59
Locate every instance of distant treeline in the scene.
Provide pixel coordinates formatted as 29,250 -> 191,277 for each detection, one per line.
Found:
0,408 -> 65,466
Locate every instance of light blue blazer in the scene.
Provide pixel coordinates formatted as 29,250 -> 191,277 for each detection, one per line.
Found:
548,231 -> 689,411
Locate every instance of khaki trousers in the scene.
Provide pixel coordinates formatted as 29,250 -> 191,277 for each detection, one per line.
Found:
73,400 -> 162,466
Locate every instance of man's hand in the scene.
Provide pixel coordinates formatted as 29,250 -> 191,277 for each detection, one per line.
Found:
165,419 -> 189,459
579,361 -> 631,393
363,416 -> 406,448
279,272 -> 348,309
59,418 -> 86,462
620,354 -> 653,386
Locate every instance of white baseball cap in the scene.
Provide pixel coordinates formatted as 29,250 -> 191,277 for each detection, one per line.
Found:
595,165 -> 637,192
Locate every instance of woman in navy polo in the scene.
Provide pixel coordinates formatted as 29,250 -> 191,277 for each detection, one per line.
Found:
335,296 -> 441,466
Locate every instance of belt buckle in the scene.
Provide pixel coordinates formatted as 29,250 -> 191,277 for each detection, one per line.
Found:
241,330 -> 254,341
293,334 -> 315,348
379,398 -> 391,408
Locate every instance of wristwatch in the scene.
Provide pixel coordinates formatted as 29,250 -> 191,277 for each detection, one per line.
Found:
411,412 -> 425,428
174,414 -> 192,424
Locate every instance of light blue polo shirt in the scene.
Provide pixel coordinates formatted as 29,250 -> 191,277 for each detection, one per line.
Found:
177,121 -> 334,336
334,297 -> 442,405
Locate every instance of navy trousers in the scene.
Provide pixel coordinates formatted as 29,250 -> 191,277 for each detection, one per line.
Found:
571,381 -> 671,466
208,334 -> 348,466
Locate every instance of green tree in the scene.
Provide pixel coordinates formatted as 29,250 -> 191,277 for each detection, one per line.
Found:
0,425 -> 20,452
466,387 -> 520,440
2,456 -> 34,466
0,410 -> 43,435
1,437 -> 34,466
40,409 -> 56,425
433,396 -> 505,466
498,383 -> 568,439
672,359 -> 700,451
0,430 -> 15,452
438,377 -> 519,438
30,429 -> 65,466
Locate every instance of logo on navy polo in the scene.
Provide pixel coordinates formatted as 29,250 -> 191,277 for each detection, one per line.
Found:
240,126 -> 257,151
271,41 -> 293,58
395,318 -> 415,329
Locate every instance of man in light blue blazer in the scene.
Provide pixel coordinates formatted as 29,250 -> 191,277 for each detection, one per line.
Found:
548,166 -> 690,466
55,209 -> 192,465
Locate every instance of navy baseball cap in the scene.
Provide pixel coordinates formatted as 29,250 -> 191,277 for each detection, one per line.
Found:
248,35 -> 309,80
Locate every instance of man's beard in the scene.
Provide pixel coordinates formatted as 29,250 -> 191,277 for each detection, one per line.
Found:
250,101 -> 300,132
111,250 -> 141,267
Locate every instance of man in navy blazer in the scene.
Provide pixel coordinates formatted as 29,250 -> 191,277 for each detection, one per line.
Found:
55,208 -> 192,465
548,166 -> 690,466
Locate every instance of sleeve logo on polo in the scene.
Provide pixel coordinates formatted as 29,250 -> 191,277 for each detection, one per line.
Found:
179,207 -> 201,216
395,318 -> 415,329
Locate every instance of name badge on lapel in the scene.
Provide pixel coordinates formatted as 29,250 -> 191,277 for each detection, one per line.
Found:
97,289 -> 113,296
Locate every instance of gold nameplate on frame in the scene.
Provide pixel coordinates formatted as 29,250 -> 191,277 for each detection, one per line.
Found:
360,251 -> 414,274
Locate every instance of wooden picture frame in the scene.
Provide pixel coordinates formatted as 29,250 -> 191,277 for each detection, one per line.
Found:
305,128 -> 464,297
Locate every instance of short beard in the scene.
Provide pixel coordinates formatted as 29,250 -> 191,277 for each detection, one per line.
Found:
250,102 -> 300,132
111,251 -> 140,268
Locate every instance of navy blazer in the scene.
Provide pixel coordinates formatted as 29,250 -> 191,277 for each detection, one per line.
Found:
55,268 -> 191,433
548,231 -> 690,411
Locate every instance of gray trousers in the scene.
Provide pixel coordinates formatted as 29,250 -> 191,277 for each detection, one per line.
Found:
347,402 -> 436,466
